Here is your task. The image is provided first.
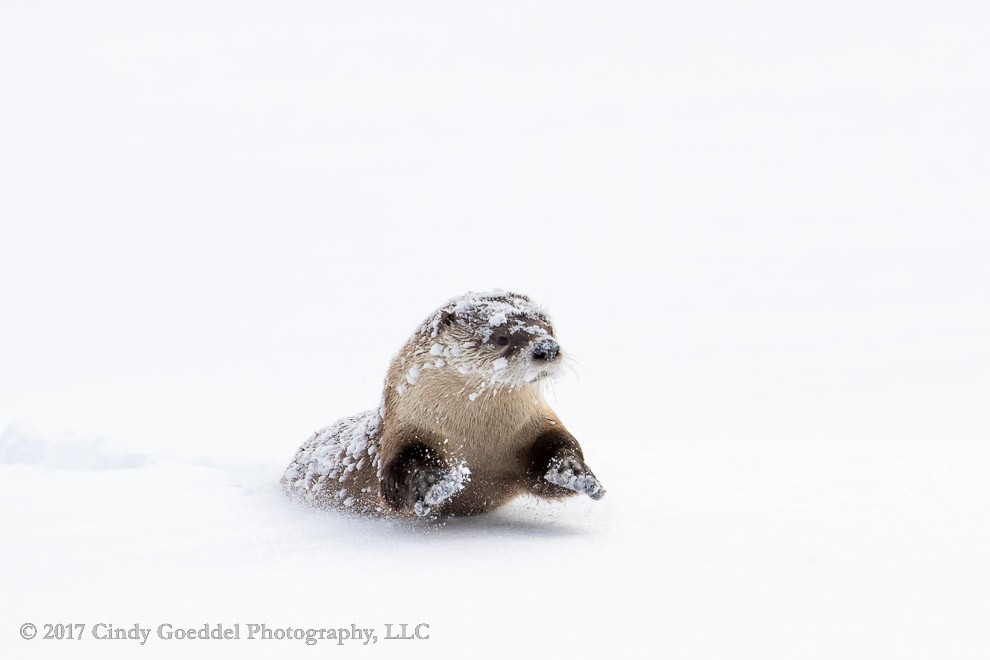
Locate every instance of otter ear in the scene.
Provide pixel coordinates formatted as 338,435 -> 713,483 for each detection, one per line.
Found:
440,311 -> 455,326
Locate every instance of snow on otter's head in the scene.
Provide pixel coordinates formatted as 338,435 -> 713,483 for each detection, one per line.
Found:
403,290 -> 563,396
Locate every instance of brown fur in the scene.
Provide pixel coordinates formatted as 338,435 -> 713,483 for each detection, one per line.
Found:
381,369 -> 565,515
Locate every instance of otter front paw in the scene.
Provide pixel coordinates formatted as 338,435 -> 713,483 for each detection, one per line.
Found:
383,458 -> 470,517
411,464 -> 470,517
545,457 -> 605,500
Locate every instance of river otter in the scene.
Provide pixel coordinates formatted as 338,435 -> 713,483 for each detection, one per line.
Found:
281,290 -> 605,518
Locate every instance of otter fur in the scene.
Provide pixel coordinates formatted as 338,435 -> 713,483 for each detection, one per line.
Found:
281,290 -> 605,518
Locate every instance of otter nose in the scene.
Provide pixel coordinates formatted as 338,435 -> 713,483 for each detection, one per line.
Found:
531,338 -> 559,361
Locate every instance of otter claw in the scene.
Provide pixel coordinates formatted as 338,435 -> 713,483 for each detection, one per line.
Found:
545,457 -> 606,500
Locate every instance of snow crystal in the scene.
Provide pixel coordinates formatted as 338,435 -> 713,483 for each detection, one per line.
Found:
282,408 -> 383,506
418,291 -> 552,345
545,459 -> 605,500
492,357 -> 508,371
413,463 -> 471,517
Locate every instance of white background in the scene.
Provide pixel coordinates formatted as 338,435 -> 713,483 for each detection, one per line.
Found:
1,1 -> 988,658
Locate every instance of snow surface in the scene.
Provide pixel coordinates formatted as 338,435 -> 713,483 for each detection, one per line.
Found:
2,1 -> 989,659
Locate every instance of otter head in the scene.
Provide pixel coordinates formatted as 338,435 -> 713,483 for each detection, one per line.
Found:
402,290 -> 563,399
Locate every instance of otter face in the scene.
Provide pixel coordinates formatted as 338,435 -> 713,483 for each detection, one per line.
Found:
415,291 -> 564,394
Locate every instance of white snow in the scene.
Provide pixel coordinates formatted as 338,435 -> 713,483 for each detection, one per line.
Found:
435,292 -> 551,346
413,463 -> 471,518
545,458 -> 606,500
2,1 -> 989,659
281,408 -> 382,508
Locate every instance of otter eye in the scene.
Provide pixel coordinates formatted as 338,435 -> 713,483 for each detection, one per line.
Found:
495,335 -> 509,346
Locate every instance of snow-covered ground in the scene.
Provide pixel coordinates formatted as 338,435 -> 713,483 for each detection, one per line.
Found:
2,2 -> 988,658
